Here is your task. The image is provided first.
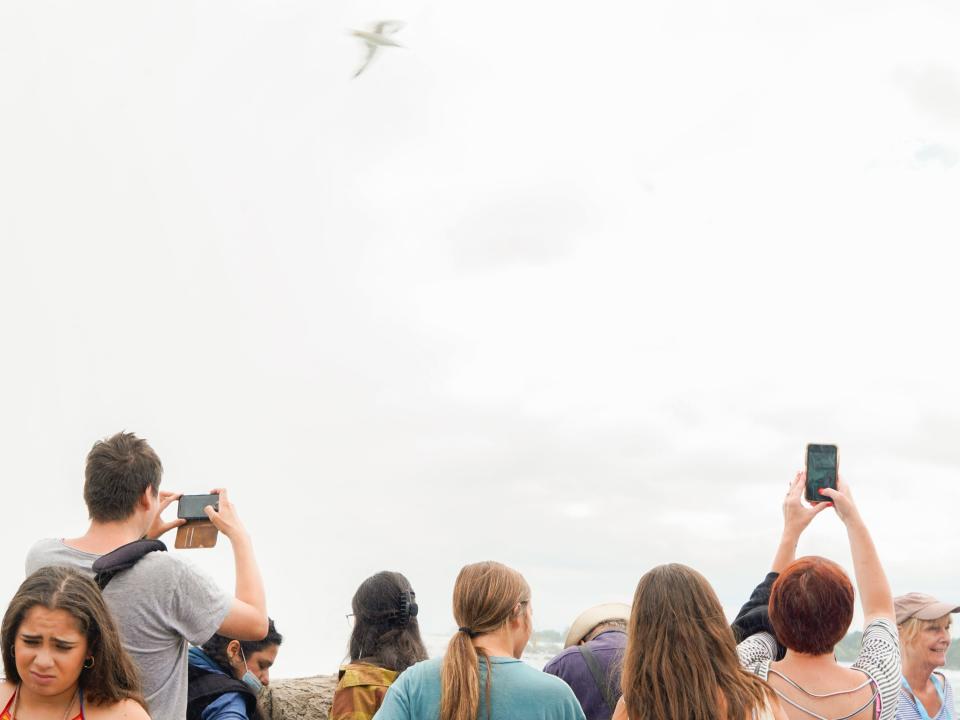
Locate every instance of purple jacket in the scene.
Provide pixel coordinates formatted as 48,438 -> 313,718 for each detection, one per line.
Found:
542,630 -> 626,720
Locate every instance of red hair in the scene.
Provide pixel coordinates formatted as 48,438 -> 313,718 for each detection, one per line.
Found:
769,556 -> 854,655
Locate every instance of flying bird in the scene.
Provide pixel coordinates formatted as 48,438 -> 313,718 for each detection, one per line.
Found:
350,20 -> 405,78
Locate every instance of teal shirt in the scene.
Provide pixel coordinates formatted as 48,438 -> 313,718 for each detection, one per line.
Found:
372,656 -> 586,720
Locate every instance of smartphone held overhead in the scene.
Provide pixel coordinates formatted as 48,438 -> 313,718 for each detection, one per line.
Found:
175,493 -> 220,549
805,444 -> 838,503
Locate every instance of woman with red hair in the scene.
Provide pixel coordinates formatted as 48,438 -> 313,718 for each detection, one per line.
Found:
735,472 -> 900,720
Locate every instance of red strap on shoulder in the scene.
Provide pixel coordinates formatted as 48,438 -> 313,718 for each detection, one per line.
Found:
0,688 -> 17,717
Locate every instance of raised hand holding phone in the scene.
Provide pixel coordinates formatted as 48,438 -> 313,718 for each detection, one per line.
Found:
784,471 -> 832,535
772,471 -> 832,572
201,487 -> 249,542
145,490 -> 186,540
818,476 -> 861,526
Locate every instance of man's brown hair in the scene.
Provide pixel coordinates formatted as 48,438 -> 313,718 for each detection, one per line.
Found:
84,431 -> 162,522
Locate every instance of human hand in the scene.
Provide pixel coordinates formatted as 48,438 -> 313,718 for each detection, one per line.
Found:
203,488 -> 249,542
146,490 -> 186,540
817,475 -> 861,526
782,471 -> 831,539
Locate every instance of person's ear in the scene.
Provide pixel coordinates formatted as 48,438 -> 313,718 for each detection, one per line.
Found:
227,640 -> 242,663
139,485 -> 159,512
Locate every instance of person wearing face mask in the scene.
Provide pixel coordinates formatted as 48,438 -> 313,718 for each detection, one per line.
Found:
894,594 -> 959,720
186,619 -> 283,720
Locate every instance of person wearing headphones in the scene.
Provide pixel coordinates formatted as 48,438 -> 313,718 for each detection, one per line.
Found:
330,572 -> 428,720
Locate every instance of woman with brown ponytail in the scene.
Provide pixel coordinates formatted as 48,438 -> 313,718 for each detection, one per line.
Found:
372,561 -> 585,720
612,564 -> 788,720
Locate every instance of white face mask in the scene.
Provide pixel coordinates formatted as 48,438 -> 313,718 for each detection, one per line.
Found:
237,646 -> 264,696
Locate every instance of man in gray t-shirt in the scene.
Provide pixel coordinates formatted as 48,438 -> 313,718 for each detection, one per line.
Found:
25,432 -> 269,720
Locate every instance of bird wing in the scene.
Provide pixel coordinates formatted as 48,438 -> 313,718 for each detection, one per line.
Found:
354,41 -> 378,77
373,19 -> 405,35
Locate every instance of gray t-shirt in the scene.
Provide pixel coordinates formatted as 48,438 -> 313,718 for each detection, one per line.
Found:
26,538 -> 233,720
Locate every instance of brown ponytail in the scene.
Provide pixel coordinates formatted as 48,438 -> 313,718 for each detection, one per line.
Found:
439,562 -> 530,720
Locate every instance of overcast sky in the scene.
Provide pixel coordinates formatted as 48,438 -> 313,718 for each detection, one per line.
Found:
2,0 -> 960,678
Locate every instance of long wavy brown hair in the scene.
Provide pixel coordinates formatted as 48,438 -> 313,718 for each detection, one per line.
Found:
439,561 -> 530,720
1,566 -> 146,709
621,564 -> 776,720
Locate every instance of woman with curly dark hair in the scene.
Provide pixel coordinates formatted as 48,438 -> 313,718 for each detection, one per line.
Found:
0,566 -> 148,720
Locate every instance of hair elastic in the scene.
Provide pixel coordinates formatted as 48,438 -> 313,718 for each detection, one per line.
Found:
458,626 -> 477,638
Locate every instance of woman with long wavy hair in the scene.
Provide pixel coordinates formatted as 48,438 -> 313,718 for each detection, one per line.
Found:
613,564 -> 787,720
373,561 -> 585,720
0,566 -> 148,720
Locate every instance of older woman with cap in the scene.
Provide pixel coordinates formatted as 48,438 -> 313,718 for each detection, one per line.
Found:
543,603 -> 631,720
895,592 -> 960,720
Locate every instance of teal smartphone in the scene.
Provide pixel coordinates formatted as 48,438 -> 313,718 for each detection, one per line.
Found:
805,444 -> 838,502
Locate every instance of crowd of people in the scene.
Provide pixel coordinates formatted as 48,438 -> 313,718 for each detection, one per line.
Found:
2,432 -> 956,720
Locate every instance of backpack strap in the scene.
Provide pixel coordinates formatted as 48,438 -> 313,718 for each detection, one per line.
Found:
187,666 -> 260,720
578,644 -> 616,715
92,539 -> 166,590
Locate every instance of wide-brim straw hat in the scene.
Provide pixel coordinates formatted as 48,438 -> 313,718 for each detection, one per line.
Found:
894,592 -> 960,624
564,603 -> 631,648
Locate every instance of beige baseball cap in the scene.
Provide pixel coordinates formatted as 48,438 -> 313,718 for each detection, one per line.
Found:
563,603 -> 631,648
894,593 -> 960,624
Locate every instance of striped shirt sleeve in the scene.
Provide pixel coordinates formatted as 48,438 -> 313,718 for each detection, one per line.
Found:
850,618 -> 901,720
736,631 -> 778,677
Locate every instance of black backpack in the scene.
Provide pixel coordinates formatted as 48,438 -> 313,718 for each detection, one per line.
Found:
187,665 -> 262,720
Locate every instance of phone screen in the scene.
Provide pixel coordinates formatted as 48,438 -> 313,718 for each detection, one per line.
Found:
805,444 -> 838,502
177,494 -> 219,521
